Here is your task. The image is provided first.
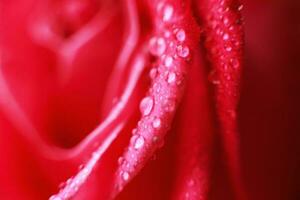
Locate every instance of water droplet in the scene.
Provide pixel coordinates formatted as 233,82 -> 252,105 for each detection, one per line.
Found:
164,56 -> 173,67
223,33 -> 229,41
176,29 -> 186,42
152,136 -> 159,143
226,46 -> 232,52
162,4 -> 173,21
49,195 -> 62,200
132,135 -> 145,149
122,171 -> 130,181
164,31 -> 171,38
167,72 -> 176,83
118,157 -> 125,165
149,68 -> 157,79
149,37 -> 166,56
238,4 -> 244,11
152,118 -> 161,129
223,17 -> 229,26
177,45 -> 189,58
140,96 -> 154,116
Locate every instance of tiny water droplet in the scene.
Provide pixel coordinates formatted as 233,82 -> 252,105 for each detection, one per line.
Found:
132,135 -> 145,149
167,72 -> 176,84
176,29 -> 186,42
223,33 -> 229,41
149,37 -> 166,56
177,45 -> 189,58
164,56 -> 173,67
152,136 -> 159,143
188,179 -> 195,186
140,96 -> 154,116
162,4 -> 173,21
223,17 -> 229,26
226,46 -> 232,52
122,171 -> 130,181
152,118 -> 161,129
118,157 -> 125,165
238,4 -> 244,11
149,68 -> 157,79
230,58 -> 239,69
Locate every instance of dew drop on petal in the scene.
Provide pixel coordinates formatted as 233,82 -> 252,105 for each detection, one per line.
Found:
118,157 -> 125,165
164,56 -> 173,67
226,46 -> 232,52
223,33 -> 229,41
132,135 -> 145,149
149,68 -> 157,79
223,17 -> 229,26
162,4 -> 173,21
149,37 -> 166,56
167,72 -> 176,84
122,171 -> 130,181
177,45 -> 189,58
140,96 -> 154,116
238,4 -> 244,11
152,118 -> 161,129
230,58 -> 239,69
176,29 -> 186,42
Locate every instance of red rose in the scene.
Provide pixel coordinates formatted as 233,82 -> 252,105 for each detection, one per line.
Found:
0,0 -> 299,200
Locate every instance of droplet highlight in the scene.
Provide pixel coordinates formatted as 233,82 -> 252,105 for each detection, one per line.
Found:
122,171 -> 130,181
164,56 -> 173,67
140,96 -> 154,116
176,29 -> 186,42
167,72 -> 176,84
162,4 -> 173,22
149,37 -> 166,56
177,45 -> 189,58
152,118 -> 161,129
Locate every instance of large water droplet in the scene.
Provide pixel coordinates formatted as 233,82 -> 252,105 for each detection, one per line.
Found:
140,96 -> 154,116
149,37 -> 166,56
152,118 -> 161,129
164,56 -> 173,67
177,45 -> 189,58
176,29 -> 186,42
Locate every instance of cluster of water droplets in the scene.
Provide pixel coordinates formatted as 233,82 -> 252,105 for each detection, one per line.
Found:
206,1 -> 243,85
115,1 -> 192,192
